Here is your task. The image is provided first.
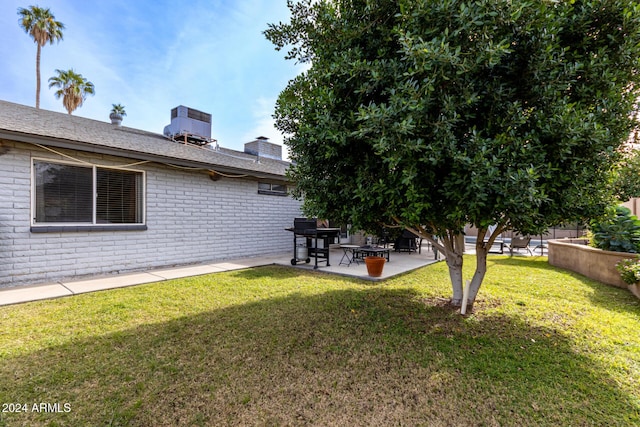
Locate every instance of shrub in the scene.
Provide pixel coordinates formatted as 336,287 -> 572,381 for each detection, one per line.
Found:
613,148 -> 640,201
615,258 -> 640,285
590,206 -> 640,253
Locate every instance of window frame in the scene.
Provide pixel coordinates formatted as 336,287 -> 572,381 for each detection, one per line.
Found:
257,181 -> 288,196
31,157 -> 146,232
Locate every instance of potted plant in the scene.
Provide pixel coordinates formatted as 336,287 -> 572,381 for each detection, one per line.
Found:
109,103 -> 126,126
364,256 -> 385,277
615,258 -> 640,299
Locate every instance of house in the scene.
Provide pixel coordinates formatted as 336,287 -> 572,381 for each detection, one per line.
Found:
0,100 -> 302,288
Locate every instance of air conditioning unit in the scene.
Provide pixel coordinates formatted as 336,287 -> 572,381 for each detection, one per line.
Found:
163,105 -> 213,146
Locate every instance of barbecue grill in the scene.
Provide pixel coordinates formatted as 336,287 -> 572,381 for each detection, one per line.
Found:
286,218 -> 341,269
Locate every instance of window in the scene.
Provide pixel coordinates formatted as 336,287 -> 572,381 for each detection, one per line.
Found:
258,182 -> 287,196
33,160 -> 144,226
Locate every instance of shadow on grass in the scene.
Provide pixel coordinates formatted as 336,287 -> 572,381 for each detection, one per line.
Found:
1,287 -> 638,426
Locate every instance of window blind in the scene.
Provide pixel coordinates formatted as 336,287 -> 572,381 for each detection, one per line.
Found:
34,160 -> 144,226
34,162 -> 93,223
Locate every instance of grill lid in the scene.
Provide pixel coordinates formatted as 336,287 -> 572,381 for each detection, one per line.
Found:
293,218 -> 316,232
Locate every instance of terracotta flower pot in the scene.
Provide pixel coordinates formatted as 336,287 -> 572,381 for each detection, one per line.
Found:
629,283 -> 640,299
364,256 -> 385,277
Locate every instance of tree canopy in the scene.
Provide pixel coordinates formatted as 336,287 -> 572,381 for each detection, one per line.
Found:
48,69 -> 95,115
266,0 -> 640,308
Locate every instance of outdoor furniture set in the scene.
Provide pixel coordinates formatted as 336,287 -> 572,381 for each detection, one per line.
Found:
339,230 -> 424,267
339,245 -> 391,267
286,218 -> 426,276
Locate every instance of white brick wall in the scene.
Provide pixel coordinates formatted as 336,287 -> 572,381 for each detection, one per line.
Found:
0,142 -> 302,287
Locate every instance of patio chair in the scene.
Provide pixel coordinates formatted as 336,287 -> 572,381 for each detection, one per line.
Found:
394,230 -> 422,253
507,236 -> 533,256
376,228 -> 391,248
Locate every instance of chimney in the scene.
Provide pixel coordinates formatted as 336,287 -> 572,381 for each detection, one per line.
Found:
244,136 -> 282,161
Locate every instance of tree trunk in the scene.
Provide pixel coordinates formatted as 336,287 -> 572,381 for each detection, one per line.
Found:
466,244 -> 489,308
35,44 -> 41,109
463,224 -> 504,309
408,224 -> 485,309
446,251 -> 464,305
442,233 -> 465,306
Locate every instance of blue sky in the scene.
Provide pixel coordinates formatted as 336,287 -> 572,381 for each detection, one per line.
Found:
0,0 -> 304,154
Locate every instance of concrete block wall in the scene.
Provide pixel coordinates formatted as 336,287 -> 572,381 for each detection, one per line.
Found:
0,142 -> 302,288
548,239 -> 631,289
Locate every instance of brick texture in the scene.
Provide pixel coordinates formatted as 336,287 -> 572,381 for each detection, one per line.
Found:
0,142 -> 302,287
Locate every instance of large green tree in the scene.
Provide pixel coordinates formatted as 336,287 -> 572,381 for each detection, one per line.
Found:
48,69 -> 95,115
266,0 -> 640,308
18,5 -> 65,109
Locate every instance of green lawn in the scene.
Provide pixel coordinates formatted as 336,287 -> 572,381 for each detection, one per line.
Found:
0,256 -> 638,426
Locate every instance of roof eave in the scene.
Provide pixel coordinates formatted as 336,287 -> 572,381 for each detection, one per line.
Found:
0,129 -> 290,182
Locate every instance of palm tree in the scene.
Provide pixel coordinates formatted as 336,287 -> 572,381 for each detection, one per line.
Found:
48,69 -> 95,115
18,6 -> 65,109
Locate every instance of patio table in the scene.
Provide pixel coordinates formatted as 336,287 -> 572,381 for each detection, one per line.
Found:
339,244 -> 361,266
353,246 -> 391,262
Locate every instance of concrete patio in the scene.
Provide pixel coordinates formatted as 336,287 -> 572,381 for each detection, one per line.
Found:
275,243 -> 442,281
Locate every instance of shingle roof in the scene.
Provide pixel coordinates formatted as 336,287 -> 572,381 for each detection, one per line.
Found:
0,100 -> 290,179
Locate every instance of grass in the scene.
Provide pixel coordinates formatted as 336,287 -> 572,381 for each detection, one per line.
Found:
0,256 -> 638,426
